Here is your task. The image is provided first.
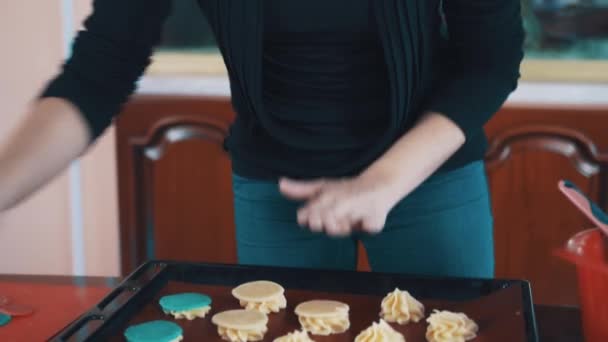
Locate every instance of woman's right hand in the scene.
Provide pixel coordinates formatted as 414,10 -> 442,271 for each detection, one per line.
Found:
0,98 -> 90,211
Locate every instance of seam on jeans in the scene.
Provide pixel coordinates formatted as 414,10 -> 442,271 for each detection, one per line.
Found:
237,214 -> 299,224
420,171 -> 486,191
422,161 -> 485,187
236,235 -> 332,248
233,193 -> 297,203
388,193 -> 491,222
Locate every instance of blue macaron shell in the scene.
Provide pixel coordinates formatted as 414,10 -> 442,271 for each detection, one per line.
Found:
159,293 -> 212,312
0,313 -> 11,326
124,320 -> 183,342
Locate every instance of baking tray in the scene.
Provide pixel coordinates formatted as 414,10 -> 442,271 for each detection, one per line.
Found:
49,261 -> 538,341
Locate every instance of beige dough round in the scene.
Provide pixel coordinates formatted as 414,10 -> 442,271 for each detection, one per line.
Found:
212,309 -> 269,342
232,280 -> 287,313
295,300 -> 349,318
295,300 -> 350,335
212,309 -> 268,330
232,280 -> 284,301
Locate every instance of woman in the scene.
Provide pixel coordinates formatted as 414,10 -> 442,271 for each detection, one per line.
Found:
0,0 -> 524,278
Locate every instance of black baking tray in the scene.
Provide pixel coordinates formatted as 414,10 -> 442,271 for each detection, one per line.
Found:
49,260 -> 538,341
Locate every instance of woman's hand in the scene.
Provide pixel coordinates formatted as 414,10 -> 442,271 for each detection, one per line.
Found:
279,172 -> 402,237
279,112 -> 466,237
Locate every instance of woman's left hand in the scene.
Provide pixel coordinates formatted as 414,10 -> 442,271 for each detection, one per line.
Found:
279,174 -> 401,237
278,113 -> 465,237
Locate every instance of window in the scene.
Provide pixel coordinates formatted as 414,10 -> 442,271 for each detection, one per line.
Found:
521,0 -> 608,81
148,0 -> 224,75
523,0 -> 608,60
150,0 -> 608,81
159,0 -> 217,52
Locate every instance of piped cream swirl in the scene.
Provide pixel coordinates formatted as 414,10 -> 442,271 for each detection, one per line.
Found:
355,319 -> 405,342
425,310 -> 478,342
217,326 -> 267,342
380,288 -> 425,324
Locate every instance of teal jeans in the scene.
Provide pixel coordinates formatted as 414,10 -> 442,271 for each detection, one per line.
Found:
232,161 -> 494,278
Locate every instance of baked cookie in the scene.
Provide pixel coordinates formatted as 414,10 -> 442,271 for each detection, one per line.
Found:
294,300 -> 350,336
124,320 -> 183,342
159,293 -> 212,320
232,280 -> 287,314
212,309 -> 269,342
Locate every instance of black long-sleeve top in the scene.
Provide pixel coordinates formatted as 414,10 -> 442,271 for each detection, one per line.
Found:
41,0 -> 524,179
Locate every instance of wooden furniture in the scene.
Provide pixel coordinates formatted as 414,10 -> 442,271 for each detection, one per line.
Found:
116,97 -> 236,273
485,105 -> 608,306
0,274 -> 584,341
116,95 -> 608,306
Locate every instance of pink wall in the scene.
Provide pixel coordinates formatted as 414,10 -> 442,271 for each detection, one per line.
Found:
0,1 -> 120,276
0,1 -> 72,275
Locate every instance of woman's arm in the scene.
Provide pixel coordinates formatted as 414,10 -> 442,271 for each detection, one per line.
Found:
279,112 -> 463,236
358,112 -> 465,208
279,0 -> 524,236
0,0 -> 171,211
41,0 -> 172,140
359,0 -> 525,202
0,99 -> 89,211
359,0 -> 525,203
425,0 -> 525,138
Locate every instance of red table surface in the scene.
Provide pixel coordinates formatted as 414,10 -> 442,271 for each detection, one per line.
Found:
0,278 -> 111,342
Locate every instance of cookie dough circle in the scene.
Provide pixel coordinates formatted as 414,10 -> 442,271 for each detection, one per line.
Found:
124,320 -> 183,342
212,309 -> 269,330
295,300 -> 349,318
159,293 -> 212,312
0,313 -> 11,327
232,281 -> 284,301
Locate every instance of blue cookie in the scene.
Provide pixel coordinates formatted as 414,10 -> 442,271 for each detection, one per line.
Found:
159,293 -> 212,312
0,313 -> 11,327
124,320 -> 183,342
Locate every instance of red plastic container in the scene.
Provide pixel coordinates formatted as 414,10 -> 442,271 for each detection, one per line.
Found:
556,228 -> 608,342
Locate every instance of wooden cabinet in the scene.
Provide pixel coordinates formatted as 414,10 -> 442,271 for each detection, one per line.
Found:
116,95 -> 608,306
484,105 -> 608,306
116,96 -> 236,274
